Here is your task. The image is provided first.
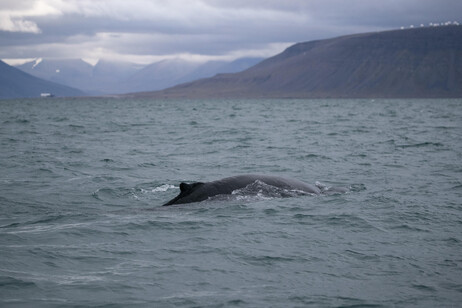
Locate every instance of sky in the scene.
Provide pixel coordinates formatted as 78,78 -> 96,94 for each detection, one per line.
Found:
1,0 -> 461,65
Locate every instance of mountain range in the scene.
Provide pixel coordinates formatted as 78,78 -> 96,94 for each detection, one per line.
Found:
14,57 -> 263,96
2,26 -> 461,99
126,26 -> 462,99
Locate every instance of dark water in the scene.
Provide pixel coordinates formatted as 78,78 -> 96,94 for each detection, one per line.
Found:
0,98 -> 461,307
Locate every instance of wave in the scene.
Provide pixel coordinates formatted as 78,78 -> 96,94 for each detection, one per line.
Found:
396,142 -> 444,148
152,184 -> 176,192
0,276 -> 37,288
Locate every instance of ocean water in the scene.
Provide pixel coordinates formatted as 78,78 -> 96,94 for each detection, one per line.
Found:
0,98 -> 461,307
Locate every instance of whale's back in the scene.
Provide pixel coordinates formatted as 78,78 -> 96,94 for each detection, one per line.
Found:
163,174 -> 321,205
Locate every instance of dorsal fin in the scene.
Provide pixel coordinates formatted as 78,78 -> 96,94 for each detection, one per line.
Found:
180,182 -> 204,193
180,182 -> 191,192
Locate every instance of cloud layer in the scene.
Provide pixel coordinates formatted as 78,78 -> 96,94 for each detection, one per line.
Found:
1,0 -> 461,64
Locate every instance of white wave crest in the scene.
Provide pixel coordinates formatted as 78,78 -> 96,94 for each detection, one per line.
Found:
152,184 -> 176,193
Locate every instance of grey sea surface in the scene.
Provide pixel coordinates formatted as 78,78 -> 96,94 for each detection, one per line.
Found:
0,98 -> 461,307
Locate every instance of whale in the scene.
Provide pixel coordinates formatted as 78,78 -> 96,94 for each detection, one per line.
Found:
163,174 -> 348,206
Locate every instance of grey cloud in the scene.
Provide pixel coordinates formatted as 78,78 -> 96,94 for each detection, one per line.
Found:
1,0 -> 461,63
0,0 -> 37,10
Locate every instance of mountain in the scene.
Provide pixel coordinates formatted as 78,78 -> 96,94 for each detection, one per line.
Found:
121,58 -> 201,93
15,57 -> 263,95
0,60 -> 85,99
126,26 -> 462,99
88,60 -> 144,95
17,58 -> 94,91
16,58 -> 140,95
123,57 -> 264,93
176,57 -> 263,85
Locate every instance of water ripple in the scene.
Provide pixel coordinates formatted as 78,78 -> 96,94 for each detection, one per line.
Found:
0,98 -> 461,307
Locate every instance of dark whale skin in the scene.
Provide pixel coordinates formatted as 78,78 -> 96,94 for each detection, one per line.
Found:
163,174 -> 321,206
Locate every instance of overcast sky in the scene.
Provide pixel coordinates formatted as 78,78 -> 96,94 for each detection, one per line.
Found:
1,0 -> 461,65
